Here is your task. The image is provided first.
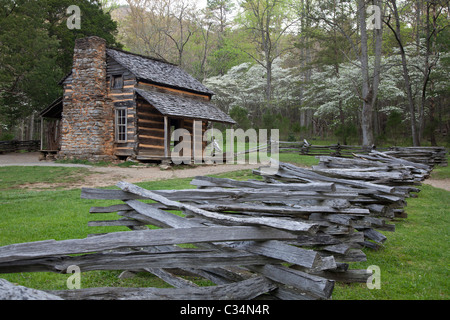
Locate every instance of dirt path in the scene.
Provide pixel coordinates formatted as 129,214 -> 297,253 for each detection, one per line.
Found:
81,163 -> 261,188
0,152 -> 91,167
2,152 -> 449,191
0,152 -> 260,189
422,178 -> 450,192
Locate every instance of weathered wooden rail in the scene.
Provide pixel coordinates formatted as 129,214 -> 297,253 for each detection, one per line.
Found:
0,140 -> 40,154
378,146 -> 447,167
301,144 -> 377,157
280,141 -> 447,167
0,147 -> 441,300
280,141 -> 387,157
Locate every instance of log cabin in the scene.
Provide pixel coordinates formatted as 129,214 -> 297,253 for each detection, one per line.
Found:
39,36 -> 235,162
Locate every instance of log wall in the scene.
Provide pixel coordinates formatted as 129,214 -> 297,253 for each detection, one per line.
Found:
136,97 -> 165,158
106,55 -> 138,158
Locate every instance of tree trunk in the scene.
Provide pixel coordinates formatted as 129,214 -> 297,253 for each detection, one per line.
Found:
428,2 -> 440,146
29,113 -> 35,140
419,1 -> 430,142
359,0 -> 374,147
371,0 -> 383,144
400,54 -> 420,146
429,81 -> 437,146
389,0 -> 420,146
266,58 -> 272,107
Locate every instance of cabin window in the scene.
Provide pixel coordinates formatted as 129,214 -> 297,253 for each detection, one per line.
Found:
111,74 -> 124,89
115,108 -> 127,143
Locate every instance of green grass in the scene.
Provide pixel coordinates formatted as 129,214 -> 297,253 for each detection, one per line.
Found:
0,166 -> 91,190
278,153 -> 320,167
0,157 -> 448,299
429,156 -> 450,180
0,167 -> 256,291
54,158 -> 153,168
333,184 -> 449,300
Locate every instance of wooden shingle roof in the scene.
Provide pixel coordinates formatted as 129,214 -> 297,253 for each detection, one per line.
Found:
40,96 -> 63,118
135,88 -> 235,124
107,48 -> 215,96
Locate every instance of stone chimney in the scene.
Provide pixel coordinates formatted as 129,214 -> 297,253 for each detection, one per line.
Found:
58,36 -> 114,161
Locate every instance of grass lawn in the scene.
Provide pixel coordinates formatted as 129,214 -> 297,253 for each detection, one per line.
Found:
429,160 -> 450,180
0,154 -> 448,299
333,184 -> 449,299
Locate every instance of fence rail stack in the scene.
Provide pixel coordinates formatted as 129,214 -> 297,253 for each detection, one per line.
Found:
294,141 -> 387,157
382,146 -> 447,167
280,141 -> 447,166
0,146 -> 445,300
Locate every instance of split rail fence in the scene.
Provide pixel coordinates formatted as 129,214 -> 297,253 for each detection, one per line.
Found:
279,141 -> 447,166
0,140 -> 40,154
0,146 -> 446,300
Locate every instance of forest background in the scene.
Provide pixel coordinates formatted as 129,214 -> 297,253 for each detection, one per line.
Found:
1,0 -> 449,147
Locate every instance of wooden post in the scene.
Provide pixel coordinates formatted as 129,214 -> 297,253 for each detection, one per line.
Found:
193,120 -> 202,164
164,116 -> 169,159
40,116 -> 44,151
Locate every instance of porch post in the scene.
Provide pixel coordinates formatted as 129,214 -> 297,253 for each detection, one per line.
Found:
40,116 -> 44,151
193,119 -> 202,164
164,116 -> 169,158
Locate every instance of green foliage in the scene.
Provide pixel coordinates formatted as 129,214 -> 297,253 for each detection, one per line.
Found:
0,0 -> 61,128
207,35 -> 251,76
2,0 -> 449,145
0,132 -> 14,141
385,110 -> 403,145
262,111 -> 291,140
45,0 -> 122,73
0,0 -> 121,131
334,122 -> 358,145
229,105 -> 252,130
